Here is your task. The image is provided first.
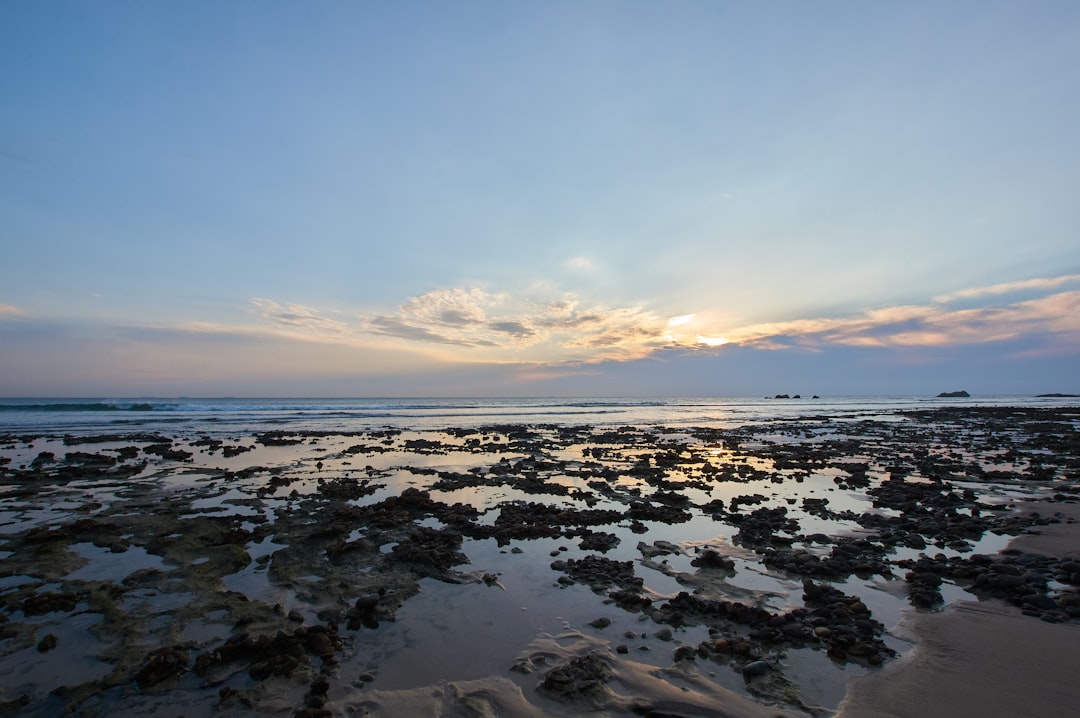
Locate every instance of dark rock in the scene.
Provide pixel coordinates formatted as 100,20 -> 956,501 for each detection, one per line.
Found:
742,660 -> 771,679
21,592 -> 79,616
1023,594 -> 1058,611
690,549 -> 736,570
389,526 -> 468,576
577,531 -> 620,552
304,630 -> 336,659
553,555 -> 643,593
294,708 -> 331,718
136,646 -> 188,687
674,645 -> 697,661
540,654 -> 612,699
249,654 -> 301,681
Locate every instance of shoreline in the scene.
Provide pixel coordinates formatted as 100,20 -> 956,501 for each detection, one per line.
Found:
838,500 -> 1080,718
1,406 -> 1077,716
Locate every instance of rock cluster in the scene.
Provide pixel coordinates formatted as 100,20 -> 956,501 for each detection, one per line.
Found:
900,550 -> 1080,621
539,653 -> 613,699
194,625 -> 343,682
550,555 -> 643,593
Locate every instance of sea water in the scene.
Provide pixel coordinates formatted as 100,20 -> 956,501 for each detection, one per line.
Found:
1,394 -> 1072,437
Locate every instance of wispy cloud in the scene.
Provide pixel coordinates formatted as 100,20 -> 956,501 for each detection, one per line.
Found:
249,298 -> 349,336
933,274 -> 1080,303
723,288 -> 1080,350
565,256 -> 593,270
0,304 -> 24,317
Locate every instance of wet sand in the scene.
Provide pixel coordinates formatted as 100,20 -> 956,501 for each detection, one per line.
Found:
838,501 -> 1080,718
0,407 -> 1077,716
838,598 -> 1080,718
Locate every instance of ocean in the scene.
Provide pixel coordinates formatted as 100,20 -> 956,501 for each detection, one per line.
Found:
1,394 -> 1073,436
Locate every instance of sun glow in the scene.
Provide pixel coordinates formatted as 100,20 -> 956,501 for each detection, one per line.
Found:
697,335 -> 730,347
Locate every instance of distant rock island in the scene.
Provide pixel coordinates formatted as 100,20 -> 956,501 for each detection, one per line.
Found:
936,390 -> 970,398
1036,393 -> 1080,397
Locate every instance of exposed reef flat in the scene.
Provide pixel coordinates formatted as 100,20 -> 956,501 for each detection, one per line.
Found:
1,406 -> 1078,716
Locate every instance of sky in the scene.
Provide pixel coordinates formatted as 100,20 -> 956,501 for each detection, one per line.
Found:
2,1 -> 1079,397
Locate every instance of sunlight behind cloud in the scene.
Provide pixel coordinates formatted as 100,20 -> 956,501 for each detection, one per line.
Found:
241,273 -> 1080,372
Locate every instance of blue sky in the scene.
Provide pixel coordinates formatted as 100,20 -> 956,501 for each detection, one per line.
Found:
2,1 -> 1079,397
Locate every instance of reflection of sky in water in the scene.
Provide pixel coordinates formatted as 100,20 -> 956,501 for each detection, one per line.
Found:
221,537 -> 294,608
64,542 -> 169,582
345,533 -> 869,712
0,611 -> 111,702
1,410 -> 1068,715
188,487 -> 261,516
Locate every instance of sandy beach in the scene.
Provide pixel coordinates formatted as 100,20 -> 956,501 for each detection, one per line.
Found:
1,405 -> 1077,716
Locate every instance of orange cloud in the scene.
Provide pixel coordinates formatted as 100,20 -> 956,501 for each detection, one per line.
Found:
360,289 -> 669,362
724,290 -> 1080,350
245,275 -> 1080,367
